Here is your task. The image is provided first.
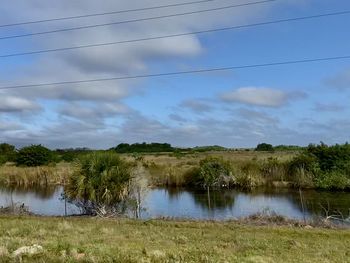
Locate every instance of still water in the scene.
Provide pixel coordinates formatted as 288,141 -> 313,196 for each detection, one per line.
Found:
1,185 -> 349,220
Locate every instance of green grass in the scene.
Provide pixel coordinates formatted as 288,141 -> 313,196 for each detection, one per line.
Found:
0,216 -> 349,262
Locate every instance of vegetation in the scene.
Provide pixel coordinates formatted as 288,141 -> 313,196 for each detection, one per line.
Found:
0,216 -> 349,262
54,148 -> 92,162
15,145 -> 54,167
197,157 -> 232,188
274,144 -> 304,151
0,163 -> 72,187
112,142 -> 175,153
191,145 -> 227,152
1,142 -> 350,191
65,152 -> 133,215
0,143 -> 16,165
255,143 -> 274,152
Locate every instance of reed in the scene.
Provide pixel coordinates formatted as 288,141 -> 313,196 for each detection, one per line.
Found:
0,163 -> 72,186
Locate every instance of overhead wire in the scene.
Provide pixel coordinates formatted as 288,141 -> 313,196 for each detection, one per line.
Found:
0,0 -> 277,40
1,55 -> 349,90
0,0 -> 219,28
0,10 -> 349,58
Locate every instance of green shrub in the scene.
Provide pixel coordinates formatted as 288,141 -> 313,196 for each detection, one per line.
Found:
288,153 -> 319,175
15,145 -> 54,167
0,155 -> 7,165
65,152 -> 132,214
255,143 -> 274,152
197,157 -> 233,188
315,171 -> 350,190
307,142 -> 350,171
0,143 -> 16,164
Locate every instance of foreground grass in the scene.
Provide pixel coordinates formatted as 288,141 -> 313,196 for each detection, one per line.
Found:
0,216 -> 349,262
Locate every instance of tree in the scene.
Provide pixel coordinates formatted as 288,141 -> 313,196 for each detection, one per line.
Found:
0,143 -> 16,164
16,145 -> 54,167
255,143 -> 274,152
65,152 -> 132,215
198,157 -> 232,209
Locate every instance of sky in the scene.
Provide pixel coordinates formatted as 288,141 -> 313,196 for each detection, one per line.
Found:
0,0 -> 350,149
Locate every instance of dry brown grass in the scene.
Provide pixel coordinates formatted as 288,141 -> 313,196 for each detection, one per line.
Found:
0,162 -> 73,186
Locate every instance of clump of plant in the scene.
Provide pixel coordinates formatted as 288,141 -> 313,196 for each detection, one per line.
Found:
196,157 -> 233,189
65,152 -> 132,215
287,142 -> 350,189
315,171 -> 350,190
15,145 -> 55,167
287,153 -> 319,187
0,143 -> 16,165
234,160 -> 264,189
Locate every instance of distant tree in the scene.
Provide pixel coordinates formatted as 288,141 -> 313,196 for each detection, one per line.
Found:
55,148 -> 92,162
255,143 -> 274,152
113,142 -> 174,153
16,145 -> 54,167
0,143 -> 16,164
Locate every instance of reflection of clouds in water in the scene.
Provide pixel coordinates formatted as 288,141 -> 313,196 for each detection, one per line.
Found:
0,186 -> 80,216
142,188 -> 350,220
232,194 -> 306,220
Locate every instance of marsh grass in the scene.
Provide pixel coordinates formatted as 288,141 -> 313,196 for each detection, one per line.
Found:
145,153 -> 297,190
0,216 -> 349,262
0,163 -> 72,186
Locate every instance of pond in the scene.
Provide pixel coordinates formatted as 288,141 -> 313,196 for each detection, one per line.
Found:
1,185 -> 350,220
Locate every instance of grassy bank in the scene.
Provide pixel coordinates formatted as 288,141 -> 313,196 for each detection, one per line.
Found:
0,216 -> 349,262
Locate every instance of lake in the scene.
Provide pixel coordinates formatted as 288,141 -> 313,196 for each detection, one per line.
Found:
1,185 -> 349,220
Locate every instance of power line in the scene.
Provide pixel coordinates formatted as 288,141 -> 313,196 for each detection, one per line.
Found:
1,55 -> 349,90
0,0 -> 276,40
0,0 -> 217,28
1,10 -> 349,58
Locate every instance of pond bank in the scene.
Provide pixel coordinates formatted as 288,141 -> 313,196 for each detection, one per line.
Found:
0,215 -> 349,262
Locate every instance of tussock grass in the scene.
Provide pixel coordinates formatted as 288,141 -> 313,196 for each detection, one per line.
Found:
0,216 -> 349,262
0,163 -> 72,186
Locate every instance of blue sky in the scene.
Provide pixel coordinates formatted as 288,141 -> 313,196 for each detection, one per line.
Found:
0,0 -> 350,149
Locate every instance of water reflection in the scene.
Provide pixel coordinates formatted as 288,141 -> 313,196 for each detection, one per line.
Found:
143,187 -> 350,220
0,185 -> 80,216
0,185 -> 349,220
0,185 -> 56,199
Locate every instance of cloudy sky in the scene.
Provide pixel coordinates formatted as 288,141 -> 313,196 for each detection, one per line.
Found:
0,0 -> 349,149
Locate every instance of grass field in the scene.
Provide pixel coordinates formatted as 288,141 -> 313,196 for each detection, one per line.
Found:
0,216 -> 349,262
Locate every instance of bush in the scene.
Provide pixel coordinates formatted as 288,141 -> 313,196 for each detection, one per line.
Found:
0,143 -> 16,164
197,157 -> 233,189
307,142 -> 350,172
288,153 -> 319,175
65,152 -> 132,214
15,145 -> 54,167
288,143 -> 350,189
255,143 -> 274,152
315,171 -> 350,190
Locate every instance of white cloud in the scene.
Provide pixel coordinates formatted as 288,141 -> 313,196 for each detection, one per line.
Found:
0,95 -> 40,112
221,87 -> 302,107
